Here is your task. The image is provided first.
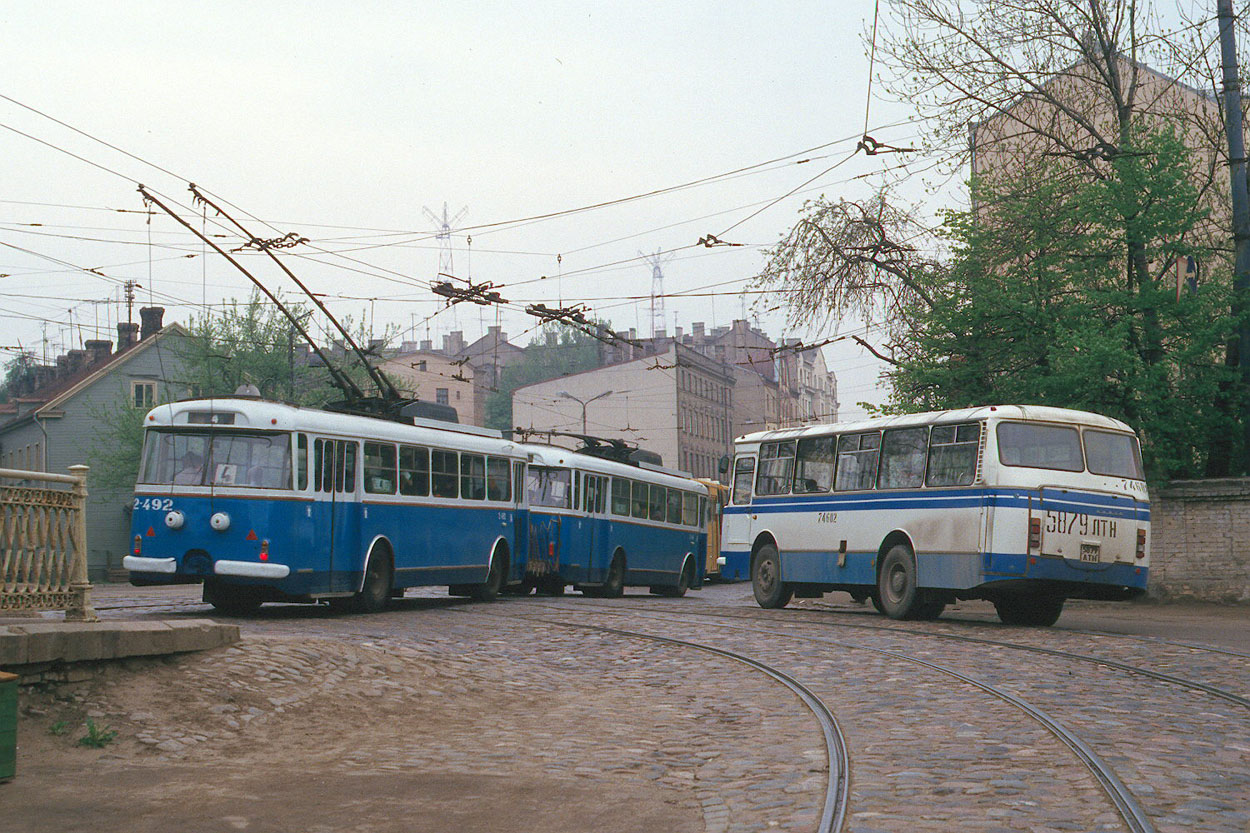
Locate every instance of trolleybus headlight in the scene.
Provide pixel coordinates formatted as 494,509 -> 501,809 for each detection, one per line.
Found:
164,510 -> 185,530
210,512 -> 231,532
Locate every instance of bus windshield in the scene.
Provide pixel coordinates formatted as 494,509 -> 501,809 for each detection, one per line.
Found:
526,466 -> 571,508
140,430 -> 292,489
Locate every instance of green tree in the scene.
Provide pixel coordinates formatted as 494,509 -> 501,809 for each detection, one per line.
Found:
758,129 -> 1234,480
484,323 -> 605,431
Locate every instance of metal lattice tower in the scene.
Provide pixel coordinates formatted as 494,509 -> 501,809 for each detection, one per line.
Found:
641,248 -> 673,338
423,202 -> 468,279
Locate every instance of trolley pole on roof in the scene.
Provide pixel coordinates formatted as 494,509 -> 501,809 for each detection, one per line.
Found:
1218,0 -> 1250,472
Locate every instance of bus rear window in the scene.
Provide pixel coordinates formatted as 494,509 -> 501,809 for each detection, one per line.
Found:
997,423 -> 1083,472
1084,430 -> 1144,479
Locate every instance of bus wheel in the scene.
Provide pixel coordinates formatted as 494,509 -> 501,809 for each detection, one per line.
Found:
203,581 -> 262,615
752,544 -> 792,609
994,596 -> 1064,627
352,552 -> 393,613
655,558 -> 693,598
877,545 -> 922,620
599,554 -> 626,598
471,551 -> 507,602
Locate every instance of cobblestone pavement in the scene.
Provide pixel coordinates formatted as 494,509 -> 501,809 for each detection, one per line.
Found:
7,583 -> 1250,833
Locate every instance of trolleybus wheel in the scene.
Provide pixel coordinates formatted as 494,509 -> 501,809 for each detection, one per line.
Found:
869,590 -> 886,615
994,596 -> 1064,627
655,557 -> 693,598
203,581 -> 262,615
752,544 -> 793,609
353,552 -> 393,613
877,544 -> 922,620
593,553 -> 625,598
471,549 -> 507,602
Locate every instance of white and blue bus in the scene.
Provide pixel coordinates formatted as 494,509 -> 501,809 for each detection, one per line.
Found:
521,444 -> 708,597
125,398 -> 528,613
723,406 -> 1150,626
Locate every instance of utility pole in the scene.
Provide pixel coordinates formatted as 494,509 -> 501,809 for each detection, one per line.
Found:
559,389 -> 613,434
1218,0 -> 1250,472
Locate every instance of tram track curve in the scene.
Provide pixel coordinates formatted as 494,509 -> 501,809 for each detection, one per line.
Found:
459,606 -> 851,833
510,600 -> 1159,833
575,601 -> 1250,711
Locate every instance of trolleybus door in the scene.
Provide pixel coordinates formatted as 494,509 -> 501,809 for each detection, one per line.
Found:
312,438 -> 361,593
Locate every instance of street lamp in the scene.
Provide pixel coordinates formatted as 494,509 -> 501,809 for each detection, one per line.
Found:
559,390 -> 613,434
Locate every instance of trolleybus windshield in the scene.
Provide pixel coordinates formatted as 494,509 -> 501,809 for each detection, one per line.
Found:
140,430 -> 292,489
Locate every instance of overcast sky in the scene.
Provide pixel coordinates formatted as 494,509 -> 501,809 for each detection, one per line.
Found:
0,1 -> 934,419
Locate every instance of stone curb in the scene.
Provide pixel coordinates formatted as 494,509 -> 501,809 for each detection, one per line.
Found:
0,619 -> 239,674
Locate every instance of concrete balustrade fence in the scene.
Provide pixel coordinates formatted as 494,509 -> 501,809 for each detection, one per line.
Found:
0,465 -> 97,621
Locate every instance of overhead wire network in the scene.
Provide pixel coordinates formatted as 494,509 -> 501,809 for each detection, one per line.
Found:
0,87 -> 917,401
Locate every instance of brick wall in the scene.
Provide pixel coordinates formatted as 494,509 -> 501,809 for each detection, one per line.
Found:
1150,478 -> 1250,603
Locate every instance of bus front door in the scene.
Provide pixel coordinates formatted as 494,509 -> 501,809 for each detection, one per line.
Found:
720,456 -> 757,581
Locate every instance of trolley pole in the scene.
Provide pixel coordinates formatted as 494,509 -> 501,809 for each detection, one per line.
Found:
1218,0 -> 1250,472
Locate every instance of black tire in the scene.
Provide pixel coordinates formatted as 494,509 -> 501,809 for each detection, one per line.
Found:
655,557 -> 693,598
471,549 -> 507,602
994,596 -> 1064,627
352,552 -> 393,613
869,590 -> 886,615
203,581 -> 262,615
877,544 -> 923,620
752,544 -> 792,609
589,553 -> 625,598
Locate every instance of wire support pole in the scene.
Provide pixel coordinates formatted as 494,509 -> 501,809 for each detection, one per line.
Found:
1218,0 -> 1250,472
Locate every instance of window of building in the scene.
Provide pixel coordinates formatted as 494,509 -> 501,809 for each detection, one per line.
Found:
436,388 -> 449,405
131,380 -> 156,409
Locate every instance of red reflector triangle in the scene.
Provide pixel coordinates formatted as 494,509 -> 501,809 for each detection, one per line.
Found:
146,526 -> 156,537
246,530 -> 258,541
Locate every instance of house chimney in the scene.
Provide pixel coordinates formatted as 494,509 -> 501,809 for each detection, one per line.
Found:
117,322 -> 139,350
67,349 -> 88,375
675,326 -> 683,340
84,340 -> 112,365
488,325 -> 501,338
420,339 -> 432,352
34,365 -> 54,391
139,306 -> 165,340
692,322 -> 705,342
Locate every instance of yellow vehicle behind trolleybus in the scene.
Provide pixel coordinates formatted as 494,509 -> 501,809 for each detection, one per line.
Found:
697,479 -> 731,581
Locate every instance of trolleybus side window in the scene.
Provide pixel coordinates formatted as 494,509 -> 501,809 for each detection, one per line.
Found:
648,484 -> 667,522
584,475 -> 606,514
296,434 -> 308,491
611,477 -> 631,516
513,462 -> 525,504
336,442 -> 357,493
926,423 -> 981,486
997,422 -> 1083,472
631,480 -> 649,518
878,427 -> 929,490
835,432 -> 880,491
399,445 -> 430,497
315,439 -> 330,493
756,440 -> 796,496
731,456 -> 755,505
461,453 -> 486,500
682,492 -> 699,526
364,442 -> 397,495
666,488 -> 683,525
431,449 -> 459,498
794,436 -> 835,493
487,457 -> 511,501
1083,430 -> 1145,479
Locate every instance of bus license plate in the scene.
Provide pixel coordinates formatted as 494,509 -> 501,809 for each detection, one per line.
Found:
1079,542 -> 1100,563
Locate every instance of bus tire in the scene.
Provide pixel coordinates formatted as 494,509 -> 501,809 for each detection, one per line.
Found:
877,544 -> 922,620
471,549 -> 507,602
352,552 -> 393,613
656,557 -> 693,598
203,581 -> 262,615
994,596 -> 1064,627
752,544 -> 792,609
600,553 -> 626,598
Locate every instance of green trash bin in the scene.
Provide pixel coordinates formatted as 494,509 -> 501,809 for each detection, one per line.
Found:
0,670 -> 16,781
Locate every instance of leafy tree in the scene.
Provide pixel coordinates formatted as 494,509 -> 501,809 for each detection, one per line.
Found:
0,352 -> 38,403
758,128 -> 1234,481
484,323 -> 605,431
